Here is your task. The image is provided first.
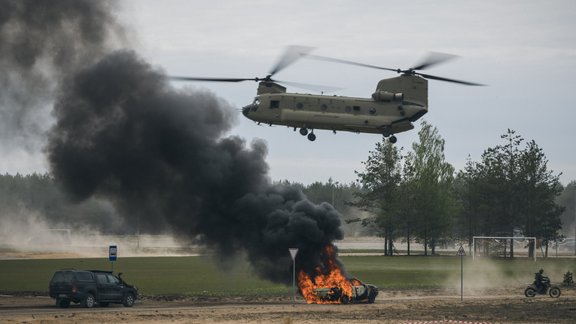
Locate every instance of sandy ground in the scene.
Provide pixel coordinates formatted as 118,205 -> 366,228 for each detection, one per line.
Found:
2,245 -> 575,323
1,289 -> 576,324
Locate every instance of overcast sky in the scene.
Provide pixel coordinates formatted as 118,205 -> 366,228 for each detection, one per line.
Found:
3,0 -> 576,186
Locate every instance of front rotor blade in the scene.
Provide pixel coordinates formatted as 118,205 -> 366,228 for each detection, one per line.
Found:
417,72 -> 484,86
268,45 -> 315,76
411,52 -> 458,71
169,76 -> 258,82
305,54 -> 399,73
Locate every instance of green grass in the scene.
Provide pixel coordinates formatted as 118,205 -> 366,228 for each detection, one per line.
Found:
0,256 -> 287,296
342,256 -> 575,290
1,255 -> 574,296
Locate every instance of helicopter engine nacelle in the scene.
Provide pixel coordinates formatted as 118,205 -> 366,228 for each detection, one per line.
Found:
371,91 -> 404,102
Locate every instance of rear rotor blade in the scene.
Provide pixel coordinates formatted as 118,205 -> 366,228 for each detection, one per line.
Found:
303,50 -> 484,86
305,54 -> 399,73
417,72 -> 484,86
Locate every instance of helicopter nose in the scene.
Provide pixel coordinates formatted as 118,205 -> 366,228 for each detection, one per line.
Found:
242,105 -> 250,117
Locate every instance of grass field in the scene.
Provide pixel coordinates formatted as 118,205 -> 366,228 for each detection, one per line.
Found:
1,255 -> 574,296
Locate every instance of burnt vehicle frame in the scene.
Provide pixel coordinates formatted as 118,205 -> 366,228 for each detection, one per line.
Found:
313,278 -> 378,304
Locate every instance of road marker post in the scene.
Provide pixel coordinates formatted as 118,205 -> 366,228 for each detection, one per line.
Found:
457,245 -> 466,301
289,248 -> 299,306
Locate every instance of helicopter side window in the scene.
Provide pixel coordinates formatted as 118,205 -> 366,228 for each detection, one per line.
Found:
345,106 -> 352,113
270,100 -> 280,109
353,106 -> 361,112
320,104 -> 327,111
296,102 -> 304,109
369,107 -> 376,115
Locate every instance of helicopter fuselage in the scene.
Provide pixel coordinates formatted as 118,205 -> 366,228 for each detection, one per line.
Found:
171,47 -> 480,142
242,75 -> 428,140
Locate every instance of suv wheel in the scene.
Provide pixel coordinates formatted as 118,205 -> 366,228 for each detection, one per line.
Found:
56,299 -> 70,308
123,293 -> 135,307
82,293 -> 96,308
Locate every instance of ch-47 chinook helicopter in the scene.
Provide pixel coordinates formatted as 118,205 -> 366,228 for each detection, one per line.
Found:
170,46 -> 482,143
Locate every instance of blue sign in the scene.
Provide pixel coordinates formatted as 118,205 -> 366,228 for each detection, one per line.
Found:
109,245 -> 118,262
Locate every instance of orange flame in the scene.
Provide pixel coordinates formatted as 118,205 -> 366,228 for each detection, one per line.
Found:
297,244 -> 352,304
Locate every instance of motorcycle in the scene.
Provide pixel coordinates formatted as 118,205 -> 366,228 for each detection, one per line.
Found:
524,276 -> 561,298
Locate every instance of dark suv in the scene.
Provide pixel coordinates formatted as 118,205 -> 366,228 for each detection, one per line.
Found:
49,269 -> 138,308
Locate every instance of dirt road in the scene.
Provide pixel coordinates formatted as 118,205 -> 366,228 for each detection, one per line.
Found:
1,291 -> 575,324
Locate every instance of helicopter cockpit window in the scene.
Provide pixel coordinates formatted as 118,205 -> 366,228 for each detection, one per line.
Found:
251,98 -> 259,111
270,100 -> 280,109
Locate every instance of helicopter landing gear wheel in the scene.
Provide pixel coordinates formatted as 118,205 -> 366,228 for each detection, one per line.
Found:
389,135 -> 397,144
299,127 -> 308,136
382,127 -> 391,138
307,132 -> 316,141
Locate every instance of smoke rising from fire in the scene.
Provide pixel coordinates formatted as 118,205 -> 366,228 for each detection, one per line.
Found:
0,0 -> 125,158
2,0 -> 346,286
48,50 -> 344,284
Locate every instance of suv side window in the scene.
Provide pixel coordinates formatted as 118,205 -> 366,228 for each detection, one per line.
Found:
96,273 -> 109,284
75,272 -> 94,282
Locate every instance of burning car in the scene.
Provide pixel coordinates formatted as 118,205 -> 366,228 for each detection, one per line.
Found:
297,245 -> 379,304
313,278 -> 378,304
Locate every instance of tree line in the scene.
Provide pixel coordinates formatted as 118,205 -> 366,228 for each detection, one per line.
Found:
0,173 -> 125,234
1,121 -> 575,258
301,122 -> 574,258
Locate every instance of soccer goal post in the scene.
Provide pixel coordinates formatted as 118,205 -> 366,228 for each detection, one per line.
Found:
472,236 -> 537,261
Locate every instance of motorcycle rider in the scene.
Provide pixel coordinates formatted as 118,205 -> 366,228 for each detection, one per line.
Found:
526,268 -> 561,298
534,269 -> 546,293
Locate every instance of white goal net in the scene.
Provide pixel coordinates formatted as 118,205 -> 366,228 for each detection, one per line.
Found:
472,236 -> 537,261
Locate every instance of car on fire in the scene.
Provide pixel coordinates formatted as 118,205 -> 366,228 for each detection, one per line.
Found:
313,278 -> 378,304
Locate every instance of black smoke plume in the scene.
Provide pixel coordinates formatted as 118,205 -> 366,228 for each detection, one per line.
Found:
2,0 -> 346,285
48,51 -> 344,284
0,0 -> 124,153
